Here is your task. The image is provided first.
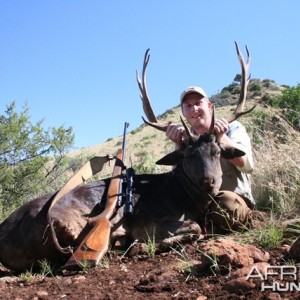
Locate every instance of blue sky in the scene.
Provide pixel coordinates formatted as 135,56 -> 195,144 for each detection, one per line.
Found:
0,1 -> 299,149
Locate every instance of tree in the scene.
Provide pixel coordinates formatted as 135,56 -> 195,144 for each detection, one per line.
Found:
279,84 -> 300,130
267,84 -> 300,130
233,74 -> 242,83
0,102 -> 74,220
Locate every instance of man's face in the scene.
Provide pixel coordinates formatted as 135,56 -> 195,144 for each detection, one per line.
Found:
181,93 -> 213,133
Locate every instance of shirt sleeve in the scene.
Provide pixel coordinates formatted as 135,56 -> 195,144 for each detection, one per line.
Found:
226,121 -> 254,173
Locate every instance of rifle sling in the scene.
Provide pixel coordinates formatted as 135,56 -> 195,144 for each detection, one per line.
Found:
46,155 -> 113,254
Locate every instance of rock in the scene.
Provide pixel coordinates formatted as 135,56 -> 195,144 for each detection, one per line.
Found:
62,277 -> 72,285
0,276 -> 19,284
223,277 -> 256,292
265,292 -> 282,300
0,280 -> 5,288
245,244 -> 270,262
230,262 -> 270,279
197,238 -> 269,271
36,290 -> 48,299
73,275 -> 86,284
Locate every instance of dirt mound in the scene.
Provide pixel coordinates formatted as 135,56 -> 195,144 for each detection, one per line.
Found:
0,235 -> 298,300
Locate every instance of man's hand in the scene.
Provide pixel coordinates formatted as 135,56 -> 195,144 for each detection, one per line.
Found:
166,122 -> 185,147
215,118 -> 247,168
214,118 -> 230,142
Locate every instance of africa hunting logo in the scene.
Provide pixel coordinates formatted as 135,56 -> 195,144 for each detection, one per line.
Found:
246,265 -> 300,292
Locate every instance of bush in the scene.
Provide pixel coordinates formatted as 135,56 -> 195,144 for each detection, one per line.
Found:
0,102 -> 74,221
265,84 -> 300,130
249,83 -> 262,92
221,83 -> 240,95
134,153 -> 157,174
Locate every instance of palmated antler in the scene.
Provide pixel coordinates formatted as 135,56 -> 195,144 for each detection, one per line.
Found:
227,42 -> 256,123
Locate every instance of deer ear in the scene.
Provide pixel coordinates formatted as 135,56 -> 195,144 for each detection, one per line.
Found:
220,147 -> 245,159
156,150 -> 184,165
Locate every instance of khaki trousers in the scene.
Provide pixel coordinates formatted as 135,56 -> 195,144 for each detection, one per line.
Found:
206,190 -> 252,234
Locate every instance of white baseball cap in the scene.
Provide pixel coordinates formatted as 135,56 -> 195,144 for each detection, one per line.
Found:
180,86 -> 208,105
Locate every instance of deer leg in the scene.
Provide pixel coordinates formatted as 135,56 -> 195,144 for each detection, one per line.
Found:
126,219 -> 203,256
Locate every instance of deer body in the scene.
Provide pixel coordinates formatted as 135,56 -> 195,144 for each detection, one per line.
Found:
0,131 -> 235,271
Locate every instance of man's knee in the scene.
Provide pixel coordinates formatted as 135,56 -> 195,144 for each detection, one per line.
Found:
207,190 -> 251,233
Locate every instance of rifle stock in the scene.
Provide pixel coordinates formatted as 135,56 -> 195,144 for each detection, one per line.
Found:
64,149 -> 124,269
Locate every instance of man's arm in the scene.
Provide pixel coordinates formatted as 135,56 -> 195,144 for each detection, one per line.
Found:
215,119 -> 254,172
217,133 -> 248,168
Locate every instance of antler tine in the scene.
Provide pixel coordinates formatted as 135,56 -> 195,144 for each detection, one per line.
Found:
141,116 -> 168,131
136,49 -> 168,132
227,42 -> 256,123
180,115 -> 196,142
136,49 -> 157,122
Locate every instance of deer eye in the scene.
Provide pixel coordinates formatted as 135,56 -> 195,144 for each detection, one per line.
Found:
211,146 -> 221,157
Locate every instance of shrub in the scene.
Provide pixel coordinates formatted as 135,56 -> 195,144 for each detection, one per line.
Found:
265,84 -> 300,130
134,153 -> 157,174
249,82 -> 262,92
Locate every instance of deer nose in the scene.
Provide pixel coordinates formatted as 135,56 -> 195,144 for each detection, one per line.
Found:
204,178 -> 215,190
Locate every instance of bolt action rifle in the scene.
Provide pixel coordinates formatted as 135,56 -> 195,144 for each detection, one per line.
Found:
64,122 -> 129,269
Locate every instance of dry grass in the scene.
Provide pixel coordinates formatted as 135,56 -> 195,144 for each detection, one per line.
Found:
247,107 -> 300,215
